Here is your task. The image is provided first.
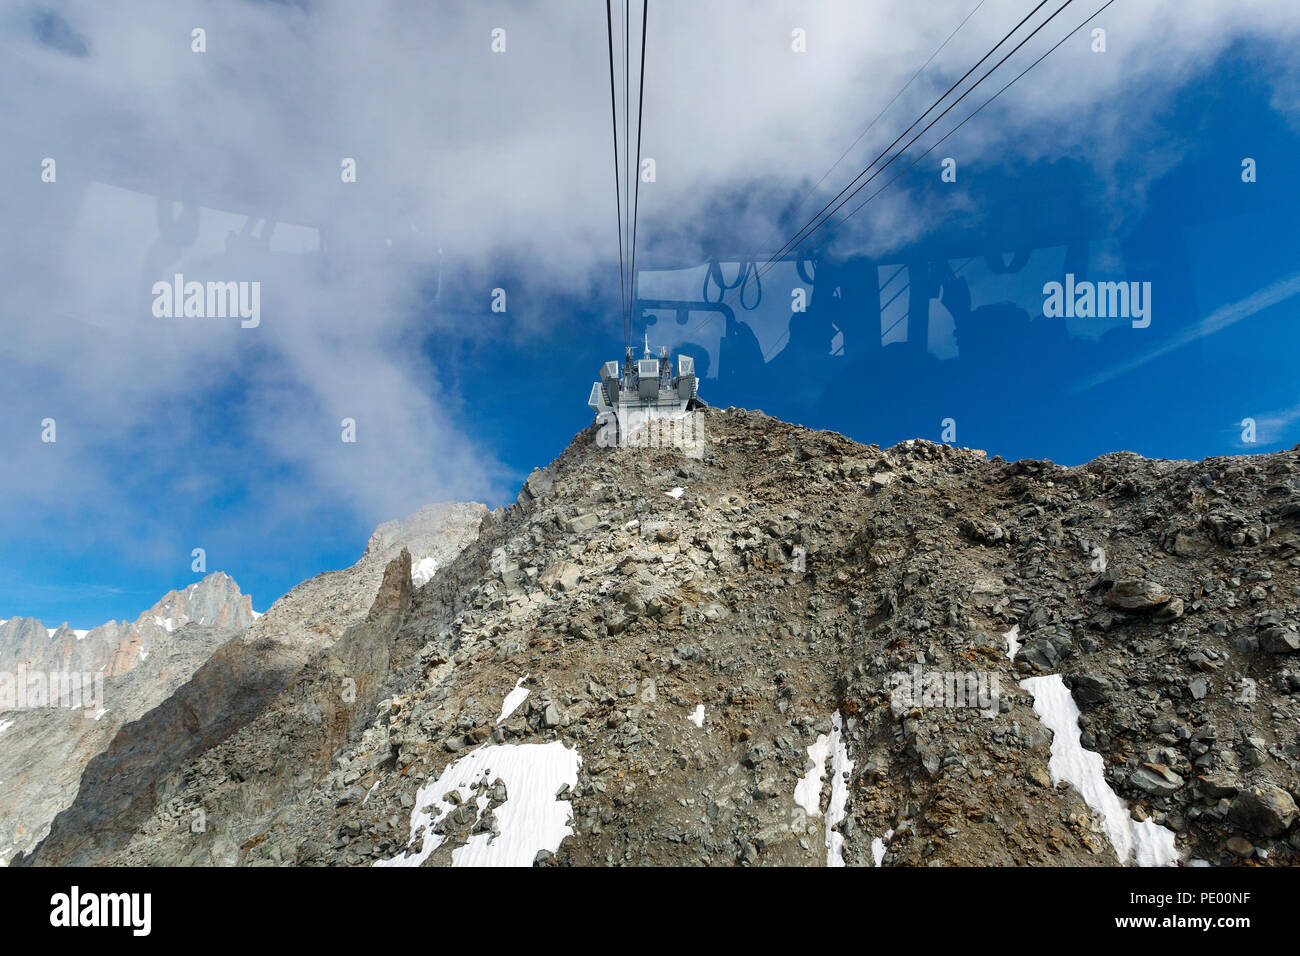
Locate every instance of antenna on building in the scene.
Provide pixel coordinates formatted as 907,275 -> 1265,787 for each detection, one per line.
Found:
588,333 -> 701,449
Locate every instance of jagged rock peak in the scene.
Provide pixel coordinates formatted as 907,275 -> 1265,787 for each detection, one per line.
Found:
0,571 -> 254,678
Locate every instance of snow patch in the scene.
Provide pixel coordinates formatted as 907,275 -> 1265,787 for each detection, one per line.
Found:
792,711 -> 854,866
411,557 -> 439,588
153,615 -> 174,633
794,733 -> 832,818
376,741 -> 581,868
825,712 -> 853,867
1004,624 -> 1021,661
871,829 -> 894,867
497,676 -> 530,724
1020,674 -> 1178,866
1086,541 -> 1108,572
687,704 -> 705,728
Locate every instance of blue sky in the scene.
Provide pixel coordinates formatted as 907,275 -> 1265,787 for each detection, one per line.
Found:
2,0 -> 1299,628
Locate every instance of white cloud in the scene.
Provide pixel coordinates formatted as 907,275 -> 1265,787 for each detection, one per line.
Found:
1,0 -> 1297,556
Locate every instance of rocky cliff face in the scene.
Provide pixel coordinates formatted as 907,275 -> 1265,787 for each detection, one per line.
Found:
22,411 -> 1300,867
24,502 -> 487,866
0,572 -> 255,859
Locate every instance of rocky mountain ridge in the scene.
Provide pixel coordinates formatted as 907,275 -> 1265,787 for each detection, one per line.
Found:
23,408 -> 1300,867
0,571 -> 253,679
23,501 -> 487,865
0,571 -> 255,858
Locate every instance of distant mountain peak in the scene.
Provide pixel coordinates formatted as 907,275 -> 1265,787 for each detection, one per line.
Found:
363,502 -> 487,593
0,571 -> 255,678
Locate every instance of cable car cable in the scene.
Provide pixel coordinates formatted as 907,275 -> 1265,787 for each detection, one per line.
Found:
672,0 -> 1056,346
760,0 -> 1054,280
605,0 -> 627,337
629,0 -> 649,352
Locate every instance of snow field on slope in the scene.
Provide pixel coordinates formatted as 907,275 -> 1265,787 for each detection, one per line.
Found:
1020,674 -> 1178,867
376,740 -> 581,868
792,710 -> 853,866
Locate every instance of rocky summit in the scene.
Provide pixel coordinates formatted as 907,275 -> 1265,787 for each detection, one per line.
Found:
16,409 -> 1300,866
